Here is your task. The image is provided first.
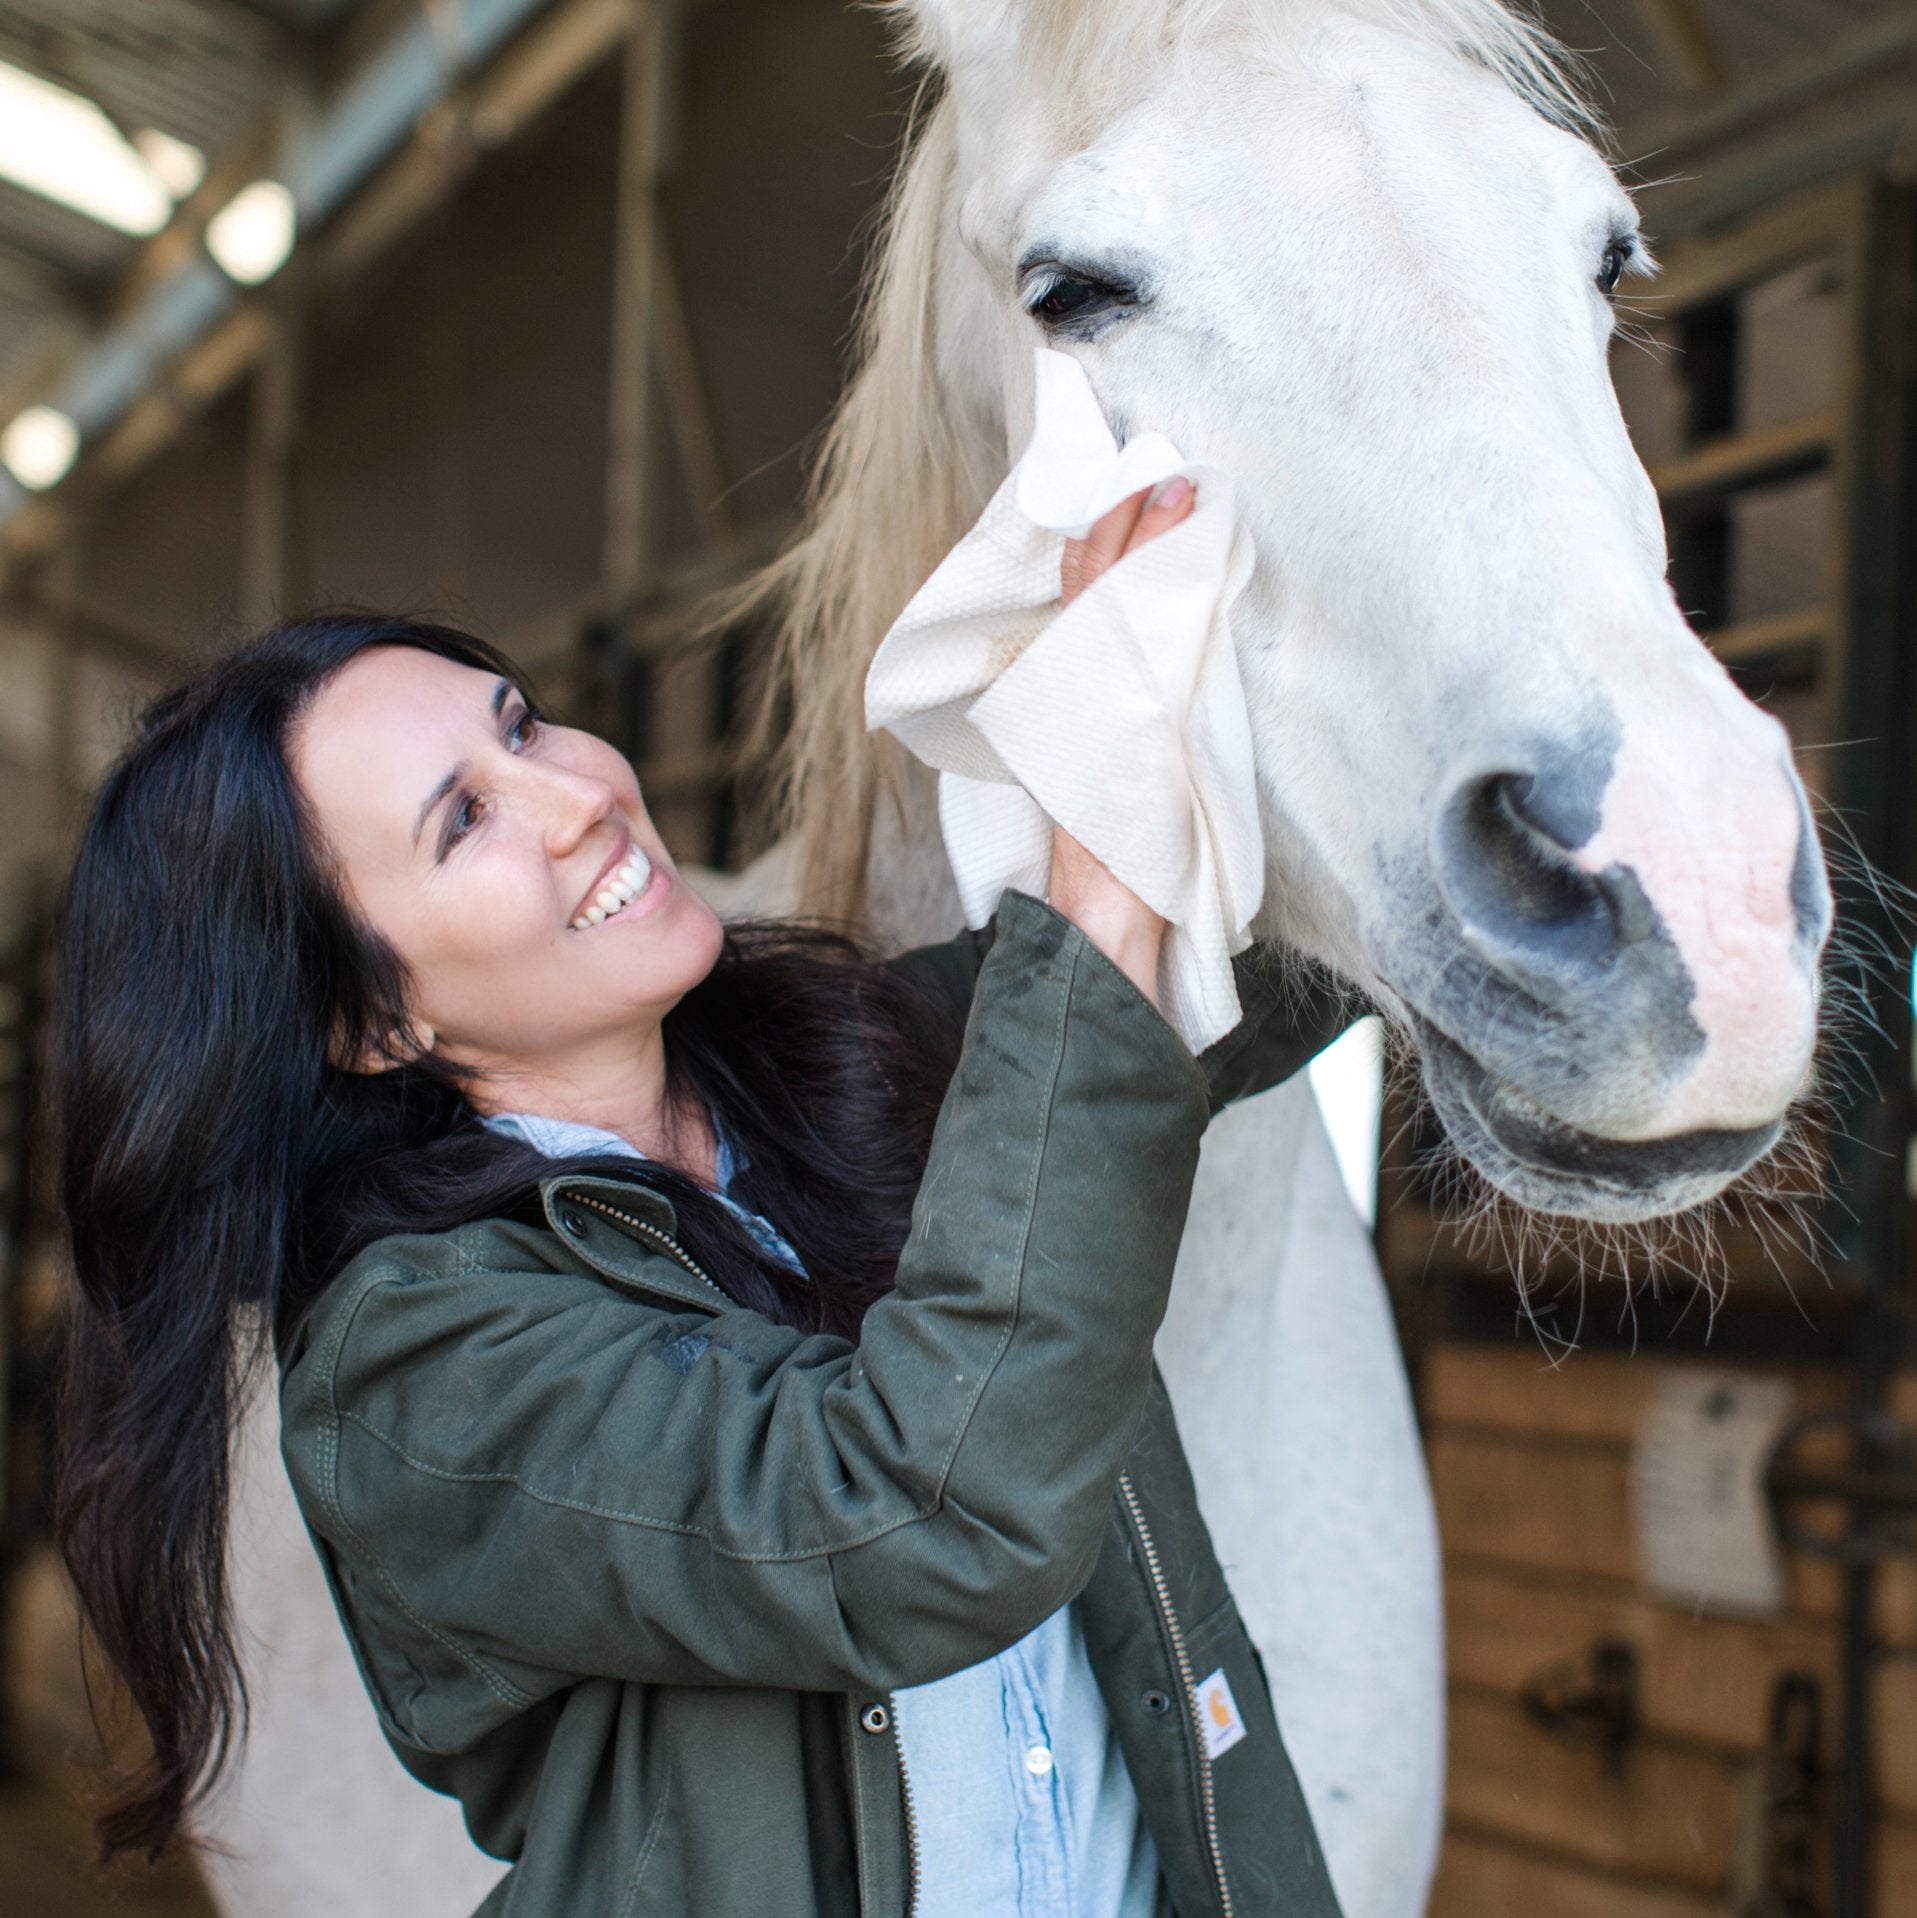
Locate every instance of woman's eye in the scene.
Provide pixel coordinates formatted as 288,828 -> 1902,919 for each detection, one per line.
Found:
447,794 -> 484,847
507,707 -> 541,749
1597,241 -> 1631,298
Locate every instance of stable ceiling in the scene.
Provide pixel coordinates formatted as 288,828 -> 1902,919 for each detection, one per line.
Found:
0,0 -> 1906,491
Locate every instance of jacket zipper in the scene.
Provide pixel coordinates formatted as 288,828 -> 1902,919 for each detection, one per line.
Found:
892,1695 -> 920,1917
1119,1470 -> 1235,1918
573,1191 -> 921,1908
566,1192 -> 731,1307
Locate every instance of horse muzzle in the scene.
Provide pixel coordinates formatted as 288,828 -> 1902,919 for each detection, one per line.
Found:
1379,730 -> 1829,1222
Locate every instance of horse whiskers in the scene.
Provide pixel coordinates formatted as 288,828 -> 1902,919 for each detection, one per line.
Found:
1381,1023 -> 1841,1359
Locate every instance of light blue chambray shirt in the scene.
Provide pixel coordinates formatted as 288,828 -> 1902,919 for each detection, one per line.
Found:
486,1109 -> 1169,1917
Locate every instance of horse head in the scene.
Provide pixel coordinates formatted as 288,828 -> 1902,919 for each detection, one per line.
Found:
775,0 -> 1833,1228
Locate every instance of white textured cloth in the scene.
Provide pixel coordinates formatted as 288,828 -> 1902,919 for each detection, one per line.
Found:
865,348 -> 1263,1050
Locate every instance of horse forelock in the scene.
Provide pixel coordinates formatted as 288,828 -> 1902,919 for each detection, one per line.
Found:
731,0 -> 1596,922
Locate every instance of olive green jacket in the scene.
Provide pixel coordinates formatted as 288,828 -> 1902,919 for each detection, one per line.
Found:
278,892 -> 1352,1917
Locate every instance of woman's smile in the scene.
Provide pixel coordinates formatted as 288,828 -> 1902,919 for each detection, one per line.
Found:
571,840 -> 663,930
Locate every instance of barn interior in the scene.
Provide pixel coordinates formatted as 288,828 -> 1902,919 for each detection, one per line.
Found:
0,0 -> 1914,1913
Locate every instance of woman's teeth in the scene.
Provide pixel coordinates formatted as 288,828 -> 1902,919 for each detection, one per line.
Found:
572,850 -> 653,931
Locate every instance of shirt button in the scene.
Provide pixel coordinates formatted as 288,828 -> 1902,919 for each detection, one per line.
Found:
560,1209 -> 587,1238
1024,1744 -> 1054,1776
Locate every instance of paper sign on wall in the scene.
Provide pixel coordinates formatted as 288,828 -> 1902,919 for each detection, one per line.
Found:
1630,1370 -> 1794,1615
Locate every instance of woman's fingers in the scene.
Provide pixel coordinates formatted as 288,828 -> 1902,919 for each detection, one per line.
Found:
1059,477 -> 1197,606
1131,474 -> 1195,548
1060,487 -> 1147,606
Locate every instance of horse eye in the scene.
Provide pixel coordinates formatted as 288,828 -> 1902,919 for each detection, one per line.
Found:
1597,242 -> 1630,298
1033,277 -> 1110,322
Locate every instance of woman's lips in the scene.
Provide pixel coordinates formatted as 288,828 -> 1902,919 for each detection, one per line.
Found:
571,844 -> 658,930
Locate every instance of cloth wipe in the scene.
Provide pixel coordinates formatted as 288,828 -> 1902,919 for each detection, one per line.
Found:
865,347 -> 1264,1051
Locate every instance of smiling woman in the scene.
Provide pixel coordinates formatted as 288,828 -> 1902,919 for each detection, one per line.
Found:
289,645 -> 730,1173
47,487 -> 1361,1918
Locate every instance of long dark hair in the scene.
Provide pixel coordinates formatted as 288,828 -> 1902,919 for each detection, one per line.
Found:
50,614 -> 961,1859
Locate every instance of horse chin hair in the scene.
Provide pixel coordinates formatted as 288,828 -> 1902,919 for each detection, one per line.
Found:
1411,1020 -> 1785,1226
1396,1074 -> 1826,1357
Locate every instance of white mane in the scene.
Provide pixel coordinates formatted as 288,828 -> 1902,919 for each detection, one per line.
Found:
731,0 -> 1594,918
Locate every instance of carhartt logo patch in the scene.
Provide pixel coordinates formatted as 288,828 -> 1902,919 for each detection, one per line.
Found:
1196,1669 -> 1247,1760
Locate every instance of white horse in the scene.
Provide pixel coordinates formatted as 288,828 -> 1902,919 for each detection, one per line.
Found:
200,3 -> 1831,1915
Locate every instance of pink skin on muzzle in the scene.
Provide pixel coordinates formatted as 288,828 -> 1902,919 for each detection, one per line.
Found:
1573,687 -> 1821,1142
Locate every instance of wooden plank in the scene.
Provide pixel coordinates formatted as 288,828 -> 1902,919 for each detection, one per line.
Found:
1637,180 -> 1861,313
1708,605 -> 1829,671
1427,1344 -> 1656,1443
1446,1562 -> 1842,1761
1877,1655 -> 1917,1820
1432,1429 -> 1634,1581
1431,1826 -> 1718,1918
603,2 -> 668,609
1379,1196 -> 1824,1297
1880,1813 -> 1917,1910
1430,1429 -> 1847,1616
1622,19 -> 1917,167
1628,0 -> 1725,96
1425,1345 -> 1847,1446
1651,410 -> 1834,506
1446,1689 -> 1741,1890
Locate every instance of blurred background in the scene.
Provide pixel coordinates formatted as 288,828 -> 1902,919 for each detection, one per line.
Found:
0,0 -> 1915,1913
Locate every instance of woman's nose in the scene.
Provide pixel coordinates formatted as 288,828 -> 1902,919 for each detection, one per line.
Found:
536,762 -> 617,856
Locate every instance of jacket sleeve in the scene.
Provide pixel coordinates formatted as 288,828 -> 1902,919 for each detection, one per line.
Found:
888,919 -> 1358,1112
282,893 -> 1211,1704
1197,951 -> 1359,1112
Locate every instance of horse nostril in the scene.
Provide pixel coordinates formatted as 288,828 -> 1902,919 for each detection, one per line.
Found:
1439,770 -> 1641,972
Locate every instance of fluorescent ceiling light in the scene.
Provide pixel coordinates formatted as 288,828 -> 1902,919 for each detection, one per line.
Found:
134,128 -> 206,200
206,180 -> 297,286
1,406 -> 80,490
0,60 -> 172,236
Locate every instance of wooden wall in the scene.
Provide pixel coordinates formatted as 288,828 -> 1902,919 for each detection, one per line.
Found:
1419,1346 -> 1917,1912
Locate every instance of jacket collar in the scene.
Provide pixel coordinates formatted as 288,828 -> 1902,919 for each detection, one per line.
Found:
539,1174 -> 726,1317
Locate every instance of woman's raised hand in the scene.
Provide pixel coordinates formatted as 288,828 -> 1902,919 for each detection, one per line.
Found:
1059,476 -> 1194,607
1046,477 -> 1198,1013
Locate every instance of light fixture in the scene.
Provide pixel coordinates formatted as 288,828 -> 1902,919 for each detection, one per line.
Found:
205,180 -> 297,286
0,61 -> 171,236
1,406 -> 80,491
133,128 -> 206,200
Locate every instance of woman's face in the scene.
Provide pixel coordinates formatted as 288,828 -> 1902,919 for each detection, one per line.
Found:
292,645 -> 724,1084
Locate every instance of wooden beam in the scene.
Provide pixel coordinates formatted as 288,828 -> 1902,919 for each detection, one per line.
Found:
240,308 -> 304,627
1433,1824 -> 1721,1918
1445,1561 -> 1843,1766
1639,179 -> 1864,313
1445,1689 -> 1741,1892
1429,1429 -> 1850,1617
1628,0 -> 1725,97
1706,605 -> 1829,671
1622,14 -> 1917,167
651,230 -> 738,549
0,0 -> 634,566
602,1 -> 669,611
1649,410 -> 1834,506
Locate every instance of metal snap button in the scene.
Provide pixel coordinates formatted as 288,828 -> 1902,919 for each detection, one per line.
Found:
1141,1688 -> 1172,1717
560,1209 -> 587,1238
859,1703 -> 890,1735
